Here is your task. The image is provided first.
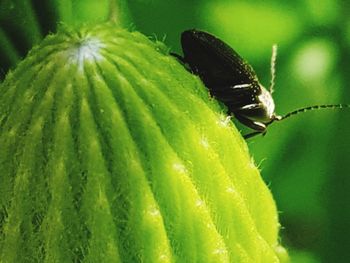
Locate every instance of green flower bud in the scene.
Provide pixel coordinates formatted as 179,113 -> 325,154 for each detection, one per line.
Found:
0,24 -> 288,262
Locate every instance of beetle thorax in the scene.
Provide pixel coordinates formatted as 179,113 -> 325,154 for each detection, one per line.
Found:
257,86 -> 276,122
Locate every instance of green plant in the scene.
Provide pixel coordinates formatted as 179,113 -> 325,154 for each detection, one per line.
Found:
0,1 -> 288,262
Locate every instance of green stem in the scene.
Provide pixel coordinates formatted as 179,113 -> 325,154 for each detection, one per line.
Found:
0,28 -> 20,70
109,0 -> 131,27
60,0 -> 132,28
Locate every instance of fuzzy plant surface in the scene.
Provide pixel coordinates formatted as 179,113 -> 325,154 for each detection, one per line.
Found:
0,24 -> 288,262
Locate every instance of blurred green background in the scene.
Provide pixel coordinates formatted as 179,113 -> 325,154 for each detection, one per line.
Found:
1,0 -> 350,262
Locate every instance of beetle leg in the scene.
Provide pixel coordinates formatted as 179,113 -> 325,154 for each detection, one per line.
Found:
238,103 -> 262,111
231,83 -> 253,90
235,115 -> 267,132
243,131 -> 264,139
170,52 -> 195,72
244,130 -> 268,139
170,52 -> 185,62
238,116 -> 267,139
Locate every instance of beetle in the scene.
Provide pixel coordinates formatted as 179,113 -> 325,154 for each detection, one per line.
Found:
173,29 -> 348,139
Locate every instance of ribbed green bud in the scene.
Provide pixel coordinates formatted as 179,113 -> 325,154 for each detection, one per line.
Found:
0,24 -> 287,262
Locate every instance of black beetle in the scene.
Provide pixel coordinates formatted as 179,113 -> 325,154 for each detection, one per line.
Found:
173,29 -> 348,139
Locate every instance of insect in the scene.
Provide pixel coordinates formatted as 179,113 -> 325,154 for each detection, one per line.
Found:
172,29 -> 349,139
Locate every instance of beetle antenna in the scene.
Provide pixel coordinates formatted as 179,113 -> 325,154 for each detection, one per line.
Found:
280,104 -> 350,120
269,44 -> 278,94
